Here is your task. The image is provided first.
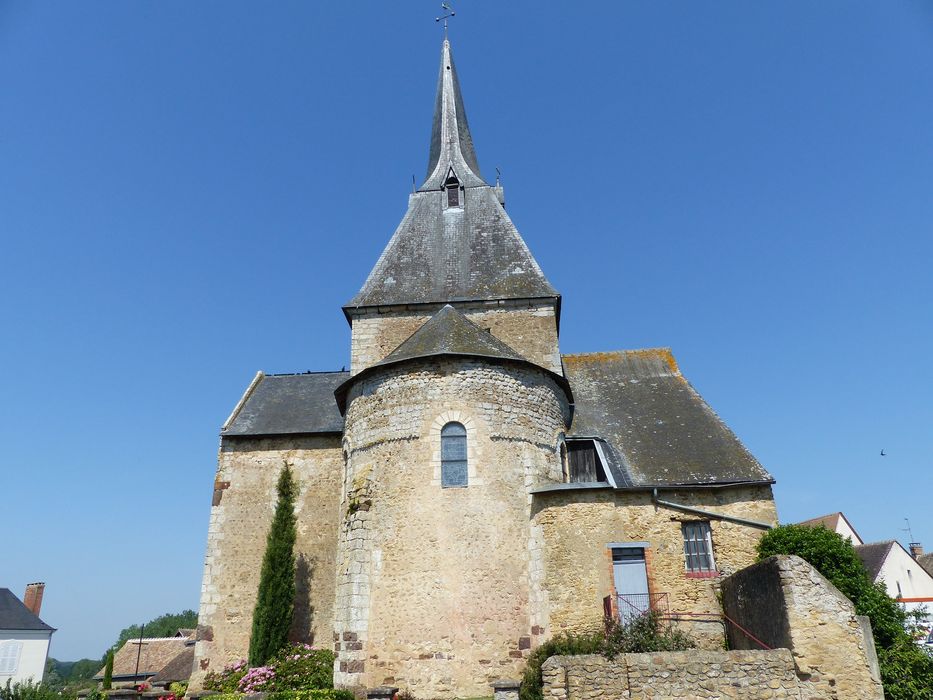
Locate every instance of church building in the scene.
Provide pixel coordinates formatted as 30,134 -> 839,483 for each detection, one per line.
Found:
193,38 -> 779,698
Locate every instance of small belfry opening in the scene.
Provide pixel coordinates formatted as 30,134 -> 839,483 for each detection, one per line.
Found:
445,172 -> 461,208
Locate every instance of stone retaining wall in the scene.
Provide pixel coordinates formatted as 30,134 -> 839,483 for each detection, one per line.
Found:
542,650 -> 802,700
721,555 -> 884,700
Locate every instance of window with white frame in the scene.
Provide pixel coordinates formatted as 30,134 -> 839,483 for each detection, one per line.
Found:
0,641 -> 22,675
682,521 -> 716,574
441,422 -> 468,487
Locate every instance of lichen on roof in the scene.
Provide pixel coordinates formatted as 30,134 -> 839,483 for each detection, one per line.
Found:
563,349 -> 773,488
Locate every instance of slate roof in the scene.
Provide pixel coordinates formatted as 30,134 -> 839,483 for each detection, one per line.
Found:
855,541 -> 896,581
0,588 -> 54,631
222,371 -> 347,437
797,512 -> 864,544
379,305 -> 526,366
148,646 -> 194,684
346,39 -> 558,312
422,38 -> 484,190
562,350 -> 774,488
96,637 -> 189,680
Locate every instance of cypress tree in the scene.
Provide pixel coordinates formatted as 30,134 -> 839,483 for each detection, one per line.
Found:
248,463 -> 299,666
102,649 -> 114,690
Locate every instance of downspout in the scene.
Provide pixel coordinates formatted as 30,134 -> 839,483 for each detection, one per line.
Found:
652,488 -> 773,530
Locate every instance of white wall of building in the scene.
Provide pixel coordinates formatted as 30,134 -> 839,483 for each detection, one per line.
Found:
876,544 -> 933,627
0,630 -> 51,685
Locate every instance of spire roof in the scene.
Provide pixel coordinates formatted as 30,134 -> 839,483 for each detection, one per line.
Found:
422,39 -> 484,190
345,39 -> 559,315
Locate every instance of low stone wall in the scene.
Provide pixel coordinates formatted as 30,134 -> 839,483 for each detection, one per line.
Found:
721,555 -> 884,700
541,650 -> 802,700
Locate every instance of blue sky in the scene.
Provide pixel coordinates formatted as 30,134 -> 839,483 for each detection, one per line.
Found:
2,2 -> 931,661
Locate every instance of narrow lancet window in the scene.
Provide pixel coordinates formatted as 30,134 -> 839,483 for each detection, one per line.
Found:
441,421 -> 468,487
445,174 -> 461,208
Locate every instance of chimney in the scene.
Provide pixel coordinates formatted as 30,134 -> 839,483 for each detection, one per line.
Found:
23,582 -> 45,616
909,543 -> 923,559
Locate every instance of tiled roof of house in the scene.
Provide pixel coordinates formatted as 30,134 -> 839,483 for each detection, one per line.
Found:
222,371 -> 348,437
148,646 -> 194,684
918,552 -> 933,578
562,349 -> 774,488
797,512 -> 863,544
96,637 -> 190,680
855,541 -> 897,581
0,589 -> 54,632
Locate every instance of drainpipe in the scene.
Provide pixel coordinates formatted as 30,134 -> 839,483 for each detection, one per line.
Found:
652,488 -> 773,530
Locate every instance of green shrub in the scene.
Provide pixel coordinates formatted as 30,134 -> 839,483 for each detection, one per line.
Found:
519,629 -> 604,700
102,649 -> 114,691
249,464 -> 299,666
519,613 -> 695,700
1,680 -> 63,700
603,611 -> 695,658
268,644 -> 335,691
878,639 -> 933,700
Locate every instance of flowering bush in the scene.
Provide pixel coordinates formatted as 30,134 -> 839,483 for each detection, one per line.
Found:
205,643 -> 335,695
269,643 -> 335,691
204,659 -> 249,692
238,666 -> 276,694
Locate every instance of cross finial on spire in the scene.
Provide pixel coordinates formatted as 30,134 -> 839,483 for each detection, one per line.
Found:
435,2 -> 455,36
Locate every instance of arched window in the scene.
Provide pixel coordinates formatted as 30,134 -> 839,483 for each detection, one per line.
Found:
441,422 -> 468,487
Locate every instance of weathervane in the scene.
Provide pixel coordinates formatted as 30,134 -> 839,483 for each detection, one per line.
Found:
436,2 -> 455,35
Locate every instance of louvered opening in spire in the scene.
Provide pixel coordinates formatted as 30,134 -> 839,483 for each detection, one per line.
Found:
421,39 -> 485,190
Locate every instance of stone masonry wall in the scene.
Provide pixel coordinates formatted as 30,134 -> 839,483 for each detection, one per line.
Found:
721,555 -> 884,700
542,650 -> 803,700
533,486 -> 777,648
335,358 -> 570,698
191,436 -> 343,690
348,300 -> 561,375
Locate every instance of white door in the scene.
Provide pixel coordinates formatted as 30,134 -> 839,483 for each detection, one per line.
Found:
612,547 -> 649,623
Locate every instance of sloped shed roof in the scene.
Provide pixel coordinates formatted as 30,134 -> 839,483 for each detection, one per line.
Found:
96,637 -> 189,680
148,646 -> 194,684
223,371 -> 348,437
562,349 -> 773,488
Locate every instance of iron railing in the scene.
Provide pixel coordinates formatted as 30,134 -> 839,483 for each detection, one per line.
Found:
603,592 -> 670,622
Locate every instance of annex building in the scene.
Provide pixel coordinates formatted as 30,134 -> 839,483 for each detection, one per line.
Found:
192,39 -> 779,698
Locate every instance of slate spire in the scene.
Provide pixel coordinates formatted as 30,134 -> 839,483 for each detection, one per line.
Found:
422,38 -> 485,189
345,38 -> 559,314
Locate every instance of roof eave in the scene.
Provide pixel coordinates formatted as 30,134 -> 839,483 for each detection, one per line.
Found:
530,478 -> 775,496
342,294 -> 562,325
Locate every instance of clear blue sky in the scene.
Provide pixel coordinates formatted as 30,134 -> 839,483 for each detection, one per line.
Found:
2,2 -> 931,662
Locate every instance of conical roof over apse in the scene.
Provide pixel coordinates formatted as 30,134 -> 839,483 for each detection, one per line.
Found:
345,39 -> 559,315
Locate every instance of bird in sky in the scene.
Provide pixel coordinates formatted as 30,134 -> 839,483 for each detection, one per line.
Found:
880,449 -> 886,456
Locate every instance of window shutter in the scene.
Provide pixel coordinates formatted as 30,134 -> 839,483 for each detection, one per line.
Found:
0,641 -> 22,674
